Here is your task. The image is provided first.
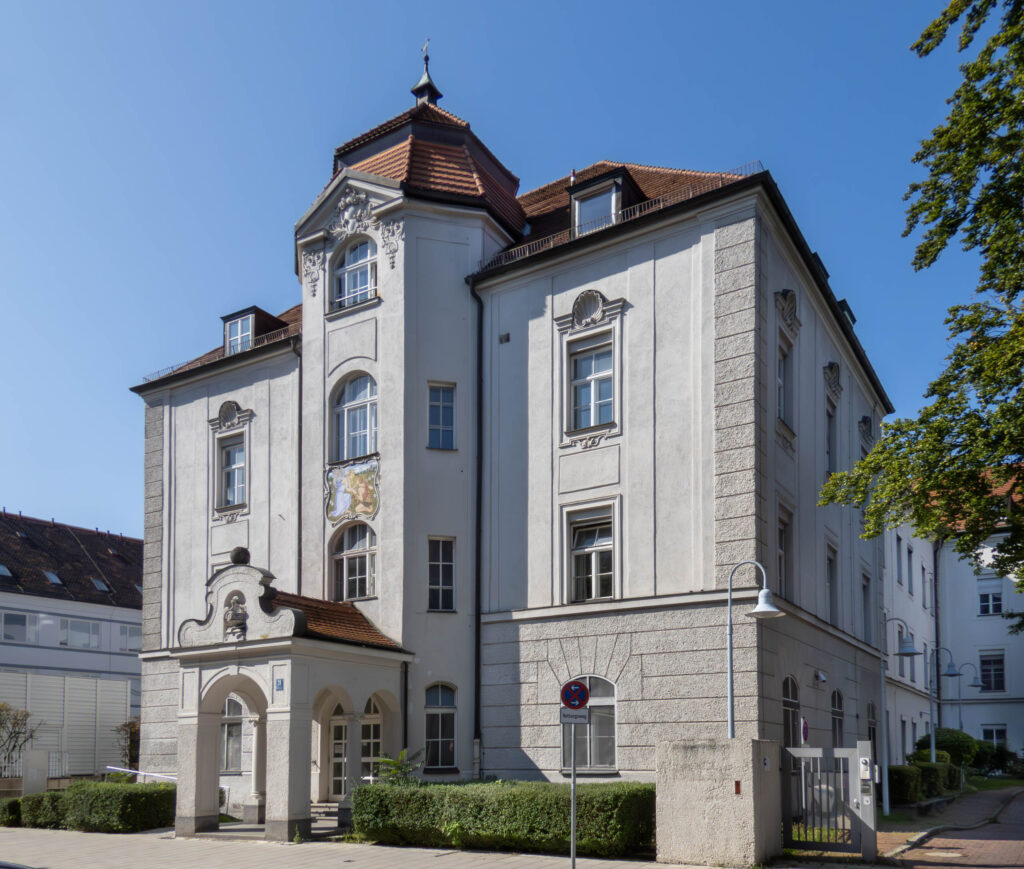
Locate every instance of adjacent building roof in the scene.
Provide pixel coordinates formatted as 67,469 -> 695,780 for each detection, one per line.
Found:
267,590 -> 404,652
0,512 -> 142,609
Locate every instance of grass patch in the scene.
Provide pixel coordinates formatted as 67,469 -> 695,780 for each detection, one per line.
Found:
878,810 -> 915,826
965,775 -> 1024,791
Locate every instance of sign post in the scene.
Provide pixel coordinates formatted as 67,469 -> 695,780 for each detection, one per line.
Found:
561,680 -> 590,869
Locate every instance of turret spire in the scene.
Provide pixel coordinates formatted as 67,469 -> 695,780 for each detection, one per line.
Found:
411,38 -> 443,106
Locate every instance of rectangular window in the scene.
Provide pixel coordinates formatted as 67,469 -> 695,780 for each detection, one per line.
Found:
118,624 -> 142,652
777,508 -> 793,600
569,342 -> 613,430
777,340 -> 793,426
900,718 -> 907,761
1,612 -> 38,644
59,618 -> 101,649
922,565 -> 928,608
428,538 -> 455,611
898,626 -> 906,677
561,676 -> 616,769
574,188 -> 615,235
825,398 -> 837,476
980,653 -> 1005,692
910,633 -> 917,682
571,520 -> 613,602
219,436 -> 246,507
896,535 -> 903,585
908,546 -> 914,595
427,385 -> 455,450
424,685 -> 456,770
861,574 -> 872,645
221,721 -> 242,772
826,546 -> 838,628
979,579 -> 1004,615
225,315 -> 253,356
982,725 -> 1007,748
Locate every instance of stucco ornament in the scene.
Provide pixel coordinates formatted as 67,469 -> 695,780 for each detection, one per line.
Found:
823,362 -> 842,400
858,414 -> 875,447
378,218 -> 404,269
301,247 -> 325,297
572,290 -> 607,330
325,458 -> 380,524
177,563 -> 299,648
328,187 -> 374,240
774,289 -> 802,338
568,431 -> 608,450
210,401 -> 252,434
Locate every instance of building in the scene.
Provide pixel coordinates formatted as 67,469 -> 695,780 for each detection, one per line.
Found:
132,61 -> 896,841
0,512 -> 142,783
938,536 -> 1024,753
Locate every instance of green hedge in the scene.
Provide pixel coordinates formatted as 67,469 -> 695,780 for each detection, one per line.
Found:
62,781 -> 176,833
353,781 -> 655,857
914,761 -> 950,798
946,763 -> 962,790
912,748 -> 951,765
21,790 -> 66,829
888,765 -> 922,804
0,797 -> 21,827
914,728 -> 978,767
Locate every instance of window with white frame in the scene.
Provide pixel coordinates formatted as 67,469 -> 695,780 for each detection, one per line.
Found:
777,338 -> 794,427
979,579 -> 1003,615
825,545 -> 839,628
907,545 -> 914,595
571,517 -> 613,602
782,676 -> 800,754
922,565 -> 928,608
980,652 -> 1005,692
334,374 -> 378,460
428,538 -> 454,611
777,507 -> 793,600
574,187 -> 616,235
225,314 -> 253,355
898,625 -> 906,677
427,385 -> 455,450
60,618 -> 100,649
361,697 -> 383,782
831,690 -> 844,748
981,725 -> 1007,748
1,612 -> 38,644
896,534 -> 903,585
561,675 -> 615,769
825,397 -> 837,476
220,696 -> 243,772
334,239 -> 377,309
867,702 -> 878,761
569,339 -> 613,431
119,624 -> 141,652
424,684 -> 456,770
910,633 -> 917,682
861,574 -> 872,644
333,523 -> 376,600
219,435 -> 246,508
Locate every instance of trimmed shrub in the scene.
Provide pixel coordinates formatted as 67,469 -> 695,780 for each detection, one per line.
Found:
0,797 -> 21,827
972,741 -> 994,770
21,790 -> 66,829
914,728 -> 978,767
946,763 -> 962,790
914,761 -> 950,797
888,765 -> 922,804
912,748 -> 951,765
353,780 -> 655,857
62,781 -> 176,833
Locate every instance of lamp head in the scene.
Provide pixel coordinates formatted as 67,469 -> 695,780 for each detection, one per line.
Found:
896,636 -> 921,657
968,677 -> 983,689
748,587 -> 785,619
943,662 -> 960,678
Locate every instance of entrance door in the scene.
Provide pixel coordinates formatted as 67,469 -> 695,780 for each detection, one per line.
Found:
329,708 -> 347,801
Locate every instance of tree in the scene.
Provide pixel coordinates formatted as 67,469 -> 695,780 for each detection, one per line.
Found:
0,702 -> 40,774
113,717 -> 140,770
820,1 -> 1024,629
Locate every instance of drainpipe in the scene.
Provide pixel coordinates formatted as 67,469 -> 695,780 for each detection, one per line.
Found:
401,661 -> 409,750
291,336 -> 303,592
468,274 -> 484,779
933,537 -> 943,727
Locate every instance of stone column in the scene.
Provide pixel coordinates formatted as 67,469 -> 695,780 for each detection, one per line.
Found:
264,707 -> 312,841
175,712 -> 221,836
242,714 -> 266,824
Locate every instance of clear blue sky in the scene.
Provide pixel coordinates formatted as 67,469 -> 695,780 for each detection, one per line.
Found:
0,0 -> 982,538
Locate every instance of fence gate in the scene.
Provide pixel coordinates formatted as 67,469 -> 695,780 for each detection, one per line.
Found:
782,740 -> 876,861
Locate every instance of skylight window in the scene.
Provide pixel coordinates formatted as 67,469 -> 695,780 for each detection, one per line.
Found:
43,570 -> 62,585
0,565 -> 11,578
135,584 -> 143,595
91,577 -> 110,592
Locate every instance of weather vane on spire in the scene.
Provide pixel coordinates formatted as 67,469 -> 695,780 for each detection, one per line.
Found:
411,37 -> 442,106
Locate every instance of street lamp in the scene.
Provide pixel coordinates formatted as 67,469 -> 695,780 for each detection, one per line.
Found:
727,560 -> 784,739
956,662 -> 984,731
926,646 -> 959,762
880,615 -> 922,816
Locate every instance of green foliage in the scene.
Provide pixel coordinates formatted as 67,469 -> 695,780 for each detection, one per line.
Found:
353,780 -> 655,857
915,727 -> 979,766
61,781 -> 176,833
912,748 -> 952,764
947,763 -> 963,790
20,790 -> 66,829
0,797 -> 20,827
888,765 -> 923,804
112,718 -> 140,770
376,748 -> 423,786
973,740 -> 995,769
818,2 -> 1024,626
913,761 -> 951,797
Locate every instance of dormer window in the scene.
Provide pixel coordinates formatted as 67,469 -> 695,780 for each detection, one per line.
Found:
569,168 -> 641,239
43,570 -> 62,585
334,239 -> 377,310
575,187 -> 617,235
90,577 -> 110,592
225,315 -> 253,355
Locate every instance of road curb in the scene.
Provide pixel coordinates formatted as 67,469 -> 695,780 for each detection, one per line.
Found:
882,787 -> 1024,860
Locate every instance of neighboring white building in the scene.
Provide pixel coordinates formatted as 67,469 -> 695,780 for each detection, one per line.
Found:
938,536 -> 1024,753
132,65 -> 898,841
0,512 -> 142,780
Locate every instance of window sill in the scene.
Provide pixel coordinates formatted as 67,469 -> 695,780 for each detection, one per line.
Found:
427,608 -> 457,614
214,503 -> 247,515
559,768 -> 619,777
422,767 -> 459,775
569,596 -> 615,606
326,296 -> 381,321
426,445 -> 457,452
328,452 -> 380,468
345,595 -> 378,603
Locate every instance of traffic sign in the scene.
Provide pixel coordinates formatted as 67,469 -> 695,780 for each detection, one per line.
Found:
561,680 -> 590,709
560,707 -> 590,725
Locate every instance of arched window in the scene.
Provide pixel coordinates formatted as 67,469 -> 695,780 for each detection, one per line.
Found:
424,684 -> 456,770
831,690 -> 844,748
334,374 -> 378,460
333,523 -> 376,600
220,695 -> 244,772
334,239 -> 377,309
561,676 -> 615,770
361,697 -> 382,782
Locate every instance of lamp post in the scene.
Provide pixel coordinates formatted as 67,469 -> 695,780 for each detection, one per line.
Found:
880,614 -> 922,816
727,560 -> 785,739
956,663 -> 984,731
926,646 -> 959,762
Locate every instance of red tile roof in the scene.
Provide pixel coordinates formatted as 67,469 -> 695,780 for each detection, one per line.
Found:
267,590 -> 403,652
333,103 -> 470,161
0,512 -> 142,609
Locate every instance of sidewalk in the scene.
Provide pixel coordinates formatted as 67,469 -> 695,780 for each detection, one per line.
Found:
876,786 -> 1024,856
0,826 -> 660,869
